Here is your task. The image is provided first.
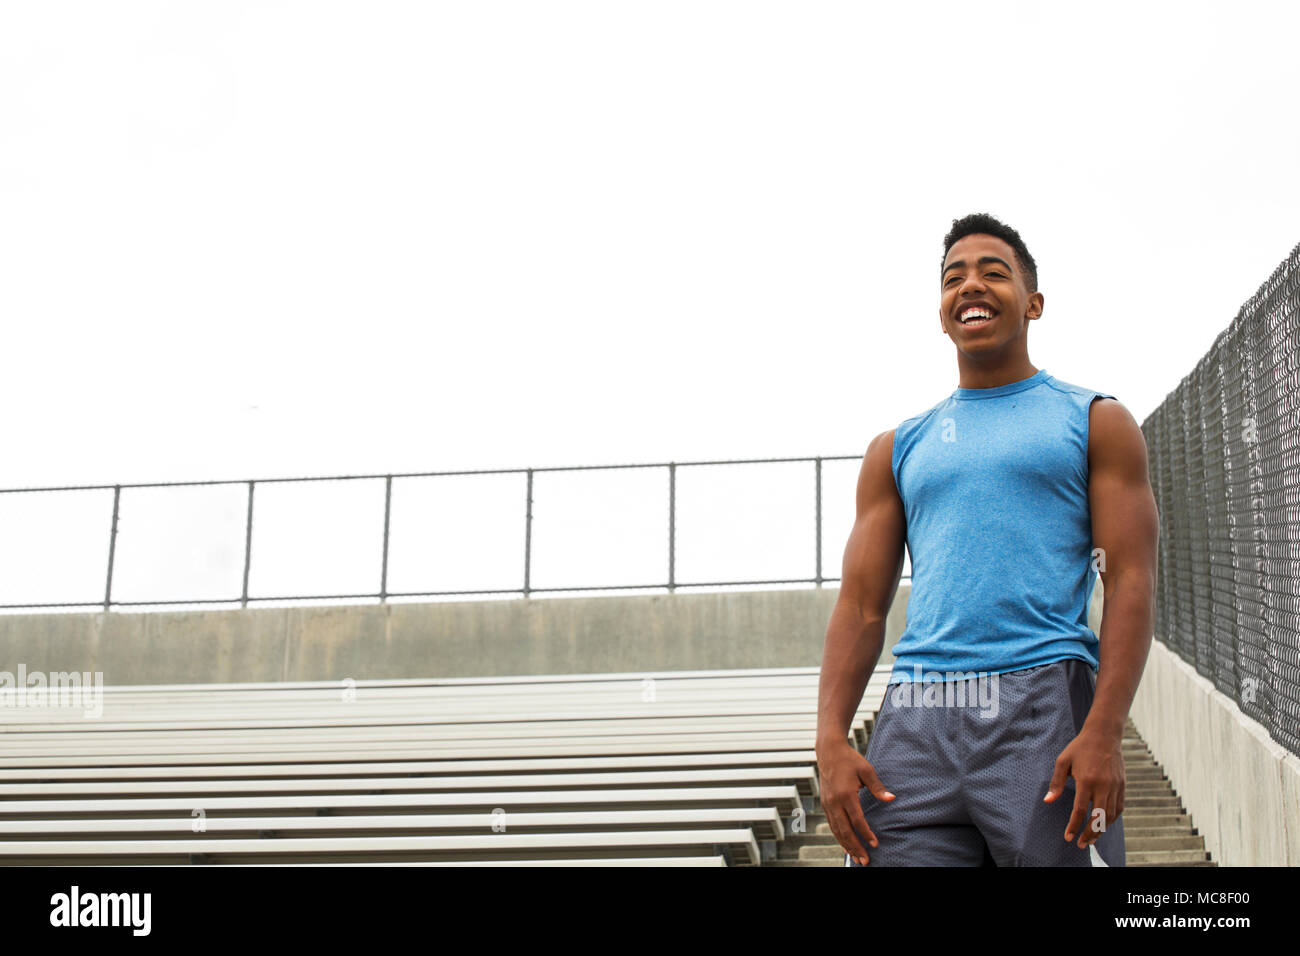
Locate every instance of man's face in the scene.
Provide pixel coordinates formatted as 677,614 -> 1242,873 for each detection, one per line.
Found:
939,233 -> 1041,350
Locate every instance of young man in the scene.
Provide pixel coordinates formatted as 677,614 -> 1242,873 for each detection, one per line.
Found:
816,213 -> 1159,867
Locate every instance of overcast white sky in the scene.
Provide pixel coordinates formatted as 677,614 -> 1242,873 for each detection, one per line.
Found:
1,1 -> 1298,609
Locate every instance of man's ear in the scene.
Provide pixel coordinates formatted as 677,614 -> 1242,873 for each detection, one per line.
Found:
1027,291 -> 1044,321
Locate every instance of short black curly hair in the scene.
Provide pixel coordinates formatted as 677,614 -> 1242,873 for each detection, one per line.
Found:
941,213 -> 1038,294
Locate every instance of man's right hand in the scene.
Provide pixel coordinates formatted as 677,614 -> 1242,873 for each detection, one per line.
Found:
817,738 -> 895,866
815,431 -> 905,866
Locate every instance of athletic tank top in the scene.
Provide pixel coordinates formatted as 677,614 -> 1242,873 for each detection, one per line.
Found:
887,368 -> 1116,682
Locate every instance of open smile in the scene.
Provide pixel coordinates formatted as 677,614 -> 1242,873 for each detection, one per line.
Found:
955,304 -> 997,329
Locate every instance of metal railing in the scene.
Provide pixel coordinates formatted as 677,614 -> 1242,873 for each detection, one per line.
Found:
0,454 -> 872,612
1143,238 -> 1300,759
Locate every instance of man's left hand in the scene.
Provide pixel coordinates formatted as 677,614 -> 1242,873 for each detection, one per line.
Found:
1043,728 -> 1127,849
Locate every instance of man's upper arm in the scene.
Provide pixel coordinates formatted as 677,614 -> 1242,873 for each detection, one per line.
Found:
1088,398 -> 1159,587
837,429 -> 907,623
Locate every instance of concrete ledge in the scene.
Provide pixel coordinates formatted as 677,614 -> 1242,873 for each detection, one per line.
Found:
1129,637 -> 1300,866
0,586 -> 911,685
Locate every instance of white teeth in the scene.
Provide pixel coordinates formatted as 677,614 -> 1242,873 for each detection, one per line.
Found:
960,309 -> 992,323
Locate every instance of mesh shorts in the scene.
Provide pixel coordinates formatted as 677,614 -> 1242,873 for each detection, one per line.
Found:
845,658 -> 1126,867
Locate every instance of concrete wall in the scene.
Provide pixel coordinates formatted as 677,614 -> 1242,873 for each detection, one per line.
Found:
0,585 -> 911,685
1129,637 -> 1300,866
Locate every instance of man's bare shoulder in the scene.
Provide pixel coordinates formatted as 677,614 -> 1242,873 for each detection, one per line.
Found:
865,427 -> 896,460
857,429 -> 901,504
1087,398 -> 1149,480
1088,396 -> 1138,431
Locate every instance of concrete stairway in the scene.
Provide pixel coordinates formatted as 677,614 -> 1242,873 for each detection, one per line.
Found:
770,718 -> 1215,867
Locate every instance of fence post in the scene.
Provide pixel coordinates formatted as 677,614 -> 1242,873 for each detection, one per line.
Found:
814,458 -> 823,588
380,475 -> 393,603
103,485 -> 122,612
668,462 -> 676,593
523,469 -> 533,598
240,481 -> 255,608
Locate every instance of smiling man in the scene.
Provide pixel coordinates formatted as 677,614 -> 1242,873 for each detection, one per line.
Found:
815,212 -> 1159,866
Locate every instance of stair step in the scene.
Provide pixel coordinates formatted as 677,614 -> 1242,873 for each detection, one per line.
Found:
777,834 -> 845,855
1128,849 -> 1213,865
1125,834 -> 1207,851
1121,796 -> 1182,807
766,858 -> 844,867
1125,826 -> 1198,836
801,844 -> 852,860
1131,860 -> 1218,867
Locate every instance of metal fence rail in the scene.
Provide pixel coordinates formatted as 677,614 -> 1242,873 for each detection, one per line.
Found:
1143,238 -> 1300,759
0,455 -> 870,612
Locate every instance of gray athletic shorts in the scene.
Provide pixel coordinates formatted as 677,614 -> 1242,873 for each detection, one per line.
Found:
845,658 -> 1125,867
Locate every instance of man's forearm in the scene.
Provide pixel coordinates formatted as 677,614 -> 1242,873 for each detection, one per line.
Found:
1082,570 -> 1155,742
816,603 -> 886,750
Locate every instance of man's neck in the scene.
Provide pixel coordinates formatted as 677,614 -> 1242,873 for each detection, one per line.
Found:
956,358 -> 1040,390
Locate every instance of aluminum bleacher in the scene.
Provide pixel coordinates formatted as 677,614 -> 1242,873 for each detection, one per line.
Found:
0,668 -> 889,866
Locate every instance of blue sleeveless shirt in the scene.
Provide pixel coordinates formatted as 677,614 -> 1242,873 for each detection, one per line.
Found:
887,369 -> 1115,682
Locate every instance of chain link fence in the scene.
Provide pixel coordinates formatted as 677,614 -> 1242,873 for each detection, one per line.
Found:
1143,239 -> 1300,759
